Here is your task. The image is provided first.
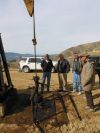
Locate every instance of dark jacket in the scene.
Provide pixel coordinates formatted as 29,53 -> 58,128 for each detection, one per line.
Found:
57,59 -> 70,73
41,59 -> 53,72
72,60 -> 82,73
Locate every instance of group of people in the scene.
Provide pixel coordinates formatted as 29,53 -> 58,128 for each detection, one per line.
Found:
72,52 -> 95,111
41,52 -> 96,111
41,54 -> 70,92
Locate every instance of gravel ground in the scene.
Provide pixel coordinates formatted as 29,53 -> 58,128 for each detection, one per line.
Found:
0,70 -> 100,133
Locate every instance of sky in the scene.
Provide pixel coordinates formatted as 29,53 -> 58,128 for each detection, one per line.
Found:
0,0 -> 100,55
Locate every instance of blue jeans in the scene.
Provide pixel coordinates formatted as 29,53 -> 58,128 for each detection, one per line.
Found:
42,72 -> 51,92
73,71 -> 82,92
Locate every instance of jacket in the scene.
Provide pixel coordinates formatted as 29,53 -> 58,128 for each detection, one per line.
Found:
72,60 -> 82,73
41,59 -> 53,72
81,61 -> 94,91
57,59 -> 70,73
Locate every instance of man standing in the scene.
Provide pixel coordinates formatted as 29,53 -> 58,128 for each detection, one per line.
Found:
57,54 -> 70,91
81,53 -> 95,111
41,54 -> 53,93
72,52 -> 82,95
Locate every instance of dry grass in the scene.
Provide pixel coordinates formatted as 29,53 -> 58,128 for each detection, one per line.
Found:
0,70 -> 100,133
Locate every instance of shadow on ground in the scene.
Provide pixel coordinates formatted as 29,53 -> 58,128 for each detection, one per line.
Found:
93,93 -> 100,99
0,88 -> 71,130
95,102 -> 100,112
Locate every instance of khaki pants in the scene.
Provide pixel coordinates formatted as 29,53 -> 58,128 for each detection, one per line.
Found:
58,73 -> 67,89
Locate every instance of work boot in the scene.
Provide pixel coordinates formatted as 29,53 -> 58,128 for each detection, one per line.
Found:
72,90 -> 76,93
64,87 -> 68,91
58,88 -> 63,92
89,108 -> 95,112
78,92 -> 82,95
85,106 -> 90,109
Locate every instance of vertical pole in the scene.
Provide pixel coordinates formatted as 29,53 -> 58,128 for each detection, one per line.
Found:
32,0 -> 37,77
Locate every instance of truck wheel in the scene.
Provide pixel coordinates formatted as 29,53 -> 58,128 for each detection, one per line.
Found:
22,66 -> 30,73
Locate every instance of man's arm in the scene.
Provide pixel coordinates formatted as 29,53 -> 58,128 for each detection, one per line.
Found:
41,60 -> 44,68
65,60 -> 70,73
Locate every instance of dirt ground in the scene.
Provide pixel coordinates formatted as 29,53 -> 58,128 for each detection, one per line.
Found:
0,70 -> 100,133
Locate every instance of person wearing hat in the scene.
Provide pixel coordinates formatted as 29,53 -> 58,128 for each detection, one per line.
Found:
41,54 -> 53,93
81,53 -> 95,111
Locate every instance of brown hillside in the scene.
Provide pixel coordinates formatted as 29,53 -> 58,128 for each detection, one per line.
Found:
52,41 -> 100,60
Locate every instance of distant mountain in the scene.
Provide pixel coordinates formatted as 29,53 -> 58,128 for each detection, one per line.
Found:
5,41 -> 100,61
52,41 -> 100,60
5,52 -> 45,61
5,52 -> 33,61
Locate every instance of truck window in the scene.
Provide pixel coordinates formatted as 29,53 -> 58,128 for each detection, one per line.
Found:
20,58 -> 27,62
28,58 -> 35,63
28,58 -> 41,63
36,58 -> 41,63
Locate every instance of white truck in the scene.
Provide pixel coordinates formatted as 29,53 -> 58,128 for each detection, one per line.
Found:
18,57 -> 57,73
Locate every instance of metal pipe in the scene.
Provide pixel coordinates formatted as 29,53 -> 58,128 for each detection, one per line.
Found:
32,0 -> 37,77
0,33 -> 13,88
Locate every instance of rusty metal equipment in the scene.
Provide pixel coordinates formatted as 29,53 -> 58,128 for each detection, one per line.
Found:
0,33 -> 17,117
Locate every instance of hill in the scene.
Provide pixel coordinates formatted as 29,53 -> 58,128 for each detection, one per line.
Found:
52,41 -> 100,60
